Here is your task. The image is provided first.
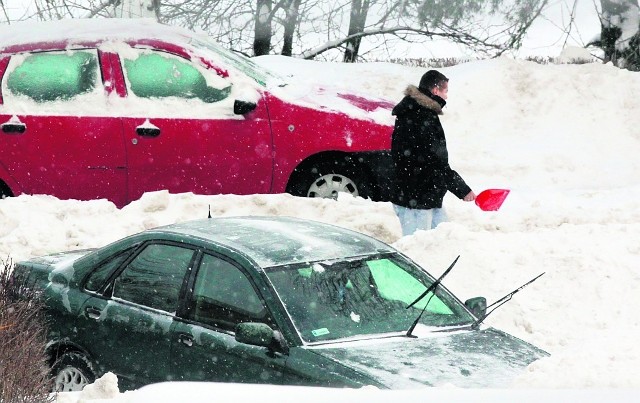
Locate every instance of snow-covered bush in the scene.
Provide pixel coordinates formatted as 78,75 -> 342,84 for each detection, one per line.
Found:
0,258 -> 53,403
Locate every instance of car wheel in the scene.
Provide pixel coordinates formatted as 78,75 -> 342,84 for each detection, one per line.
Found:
51,352 -> 95,392
289,159 -> 373,200
0,182 -> 12,200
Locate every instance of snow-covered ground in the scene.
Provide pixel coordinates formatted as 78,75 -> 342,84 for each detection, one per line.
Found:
1,51 -> 639,401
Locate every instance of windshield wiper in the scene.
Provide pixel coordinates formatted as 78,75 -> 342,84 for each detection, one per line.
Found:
471,272 -> 545,330
405,255 -> 460,338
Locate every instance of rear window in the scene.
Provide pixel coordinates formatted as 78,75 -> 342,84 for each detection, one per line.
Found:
6,51 -> 99,102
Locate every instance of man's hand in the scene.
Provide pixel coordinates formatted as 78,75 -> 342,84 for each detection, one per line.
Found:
463,191 -> 476,202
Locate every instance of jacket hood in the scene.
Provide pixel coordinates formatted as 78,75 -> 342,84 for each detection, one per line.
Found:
392,85 -> 445,116
310,327 -> 548,389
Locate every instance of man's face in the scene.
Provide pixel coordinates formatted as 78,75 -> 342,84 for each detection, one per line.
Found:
432,81 -> 449,100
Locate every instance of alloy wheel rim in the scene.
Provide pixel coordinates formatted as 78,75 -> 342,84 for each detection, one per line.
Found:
307,174 -> 358,199
55,367 -> 89,392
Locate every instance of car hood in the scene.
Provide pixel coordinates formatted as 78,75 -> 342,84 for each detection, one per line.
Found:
268,82 -> 395,126
309,327 -> 548,389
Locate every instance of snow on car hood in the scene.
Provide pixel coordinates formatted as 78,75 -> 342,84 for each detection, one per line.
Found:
310,327 -> 548,389
268,81 -> 395,126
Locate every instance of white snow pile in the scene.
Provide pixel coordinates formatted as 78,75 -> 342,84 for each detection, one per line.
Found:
0,52 -> 637,402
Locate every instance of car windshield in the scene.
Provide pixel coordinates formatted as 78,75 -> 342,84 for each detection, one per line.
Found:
265,254 -> 475,343
188,37 -> 283,87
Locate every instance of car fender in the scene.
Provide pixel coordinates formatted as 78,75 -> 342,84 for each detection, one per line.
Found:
45,338 -> 97,369
0,157 -> 23,197
262,93 -> 392,194
284,346 -> 385,388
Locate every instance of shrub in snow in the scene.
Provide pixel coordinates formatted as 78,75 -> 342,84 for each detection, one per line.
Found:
0,258 -> 53,403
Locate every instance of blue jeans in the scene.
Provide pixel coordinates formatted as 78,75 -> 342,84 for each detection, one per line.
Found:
393,204 -> 448,236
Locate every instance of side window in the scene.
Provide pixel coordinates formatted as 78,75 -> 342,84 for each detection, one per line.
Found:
112,244 -> 194,313
122,51 -> 231,103
6,50 -> 99,102
189,254 -> 266,331
84,250 -> 133,292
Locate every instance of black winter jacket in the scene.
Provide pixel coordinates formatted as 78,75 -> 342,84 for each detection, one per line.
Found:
391,85 -> 471,209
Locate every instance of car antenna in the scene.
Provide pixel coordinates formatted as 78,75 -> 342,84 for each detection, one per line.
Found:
406,255 -> 460,338
471,272 -> 545,330
208,204 -> 211,218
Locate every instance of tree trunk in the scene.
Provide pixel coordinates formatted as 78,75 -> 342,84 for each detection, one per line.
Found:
254,0 -> 273,56
281,0 -> 302,56
115,0 -> 160,20
343,0 -> 370,63
600,0 -> 640,70
8,0 -> 548,62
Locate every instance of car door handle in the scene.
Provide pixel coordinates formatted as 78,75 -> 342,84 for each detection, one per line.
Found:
1,123 -> 26,134
85,307 -> 102,320
136,127 -> 161,137
178,333 -> 194,347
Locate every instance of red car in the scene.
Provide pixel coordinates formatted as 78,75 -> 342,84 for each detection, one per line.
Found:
0,19 -> 394,208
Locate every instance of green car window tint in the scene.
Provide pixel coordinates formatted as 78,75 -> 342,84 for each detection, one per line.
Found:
112,244 -> 193,313
188,254 -> 266,331
367,259 -> 452,315
265,255 -> 473,343
7,51 -> 98,102
84,251 -> 132,292
123,52 -> 231,103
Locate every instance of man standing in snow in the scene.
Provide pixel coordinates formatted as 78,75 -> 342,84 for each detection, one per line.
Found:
391,69 -> 475,236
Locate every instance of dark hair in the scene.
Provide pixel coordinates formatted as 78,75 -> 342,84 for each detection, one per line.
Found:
418,70 -> 448,92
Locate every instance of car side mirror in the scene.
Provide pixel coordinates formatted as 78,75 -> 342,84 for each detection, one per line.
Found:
235,322 -> 289,354
465,296 -> 487,318
234,99 -> 257,115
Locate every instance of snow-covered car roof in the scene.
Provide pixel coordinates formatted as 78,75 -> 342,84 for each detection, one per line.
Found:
0,18 -> 198,52
152,216 -> 395,267
0,17 -> 395,123
0,17 -> 280,92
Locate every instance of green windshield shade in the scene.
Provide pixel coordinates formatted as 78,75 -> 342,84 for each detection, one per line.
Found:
297,267 -> 313,278
368,259 -> 452,315
124,53 -> 231,103
7,51 -> 97,102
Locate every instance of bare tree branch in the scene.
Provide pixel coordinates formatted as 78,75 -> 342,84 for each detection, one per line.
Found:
301,25 -> 505,59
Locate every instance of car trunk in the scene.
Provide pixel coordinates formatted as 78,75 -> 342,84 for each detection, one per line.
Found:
12,249 -> 95,292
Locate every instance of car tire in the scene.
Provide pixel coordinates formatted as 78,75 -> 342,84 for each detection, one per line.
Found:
288,159 -> 373,200
51,352 -> 96,392
0,182 -> 12,200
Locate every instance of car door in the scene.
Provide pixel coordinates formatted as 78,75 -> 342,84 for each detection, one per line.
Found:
0,49 -> 127,206
115,48 -> 273,202
77,242 -> 196,390
169,252 -> 291,384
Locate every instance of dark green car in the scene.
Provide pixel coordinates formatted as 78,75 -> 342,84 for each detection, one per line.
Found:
12,216 -> 547,391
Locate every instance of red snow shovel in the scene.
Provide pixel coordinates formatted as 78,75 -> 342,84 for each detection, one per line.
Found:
475,189 -> 510,211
